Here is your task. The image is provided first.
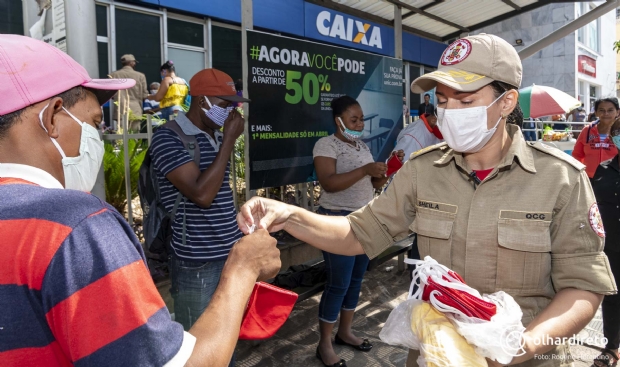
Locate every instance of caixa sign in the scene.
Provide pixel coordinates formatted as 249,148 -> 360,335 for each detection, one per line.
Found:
304,2 -> 394,56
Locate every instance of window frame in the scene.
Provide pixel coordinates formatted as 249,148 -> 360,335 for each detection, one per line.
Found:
577,2 -> 601,54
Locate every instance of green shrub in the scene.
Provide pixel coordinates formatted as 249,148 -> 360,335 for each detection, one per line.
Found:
103,139 -> 148,216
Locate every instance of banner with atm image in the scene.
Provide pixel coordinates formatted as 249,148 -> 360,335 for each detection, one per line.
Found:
247,30 -> 403,190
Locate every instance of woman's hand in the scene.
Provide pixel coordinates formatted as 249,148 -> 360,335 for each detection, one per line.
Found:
237,197 -> 294,234
364,162 -> 387,178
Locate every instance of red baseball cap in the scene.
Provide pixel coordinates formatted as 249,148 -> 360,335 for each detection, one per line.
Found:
190,68 -> 250,103
0,34 -> 136,115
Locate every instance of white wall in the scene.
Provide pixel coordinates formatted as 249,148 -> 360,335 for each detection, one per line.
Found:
577,6 -> 617,100
475,3 -> 576,96
474,2 -> 617,104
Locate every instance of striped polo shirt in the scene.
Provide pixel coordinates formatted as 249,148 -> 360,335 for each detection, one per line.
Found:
0,164 -> 195,366
150,112 -> 243,262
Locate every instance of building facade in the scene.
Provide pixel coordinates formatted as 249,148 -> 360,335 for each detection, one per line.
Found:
476,1 -> 617,114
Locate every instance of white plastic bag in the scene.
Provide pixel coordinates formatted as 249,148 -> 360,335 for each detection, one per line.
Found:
448,291 -> 526,365
380,256 -> 526,366
379,298 -> 422,350
380,299 -> 487,367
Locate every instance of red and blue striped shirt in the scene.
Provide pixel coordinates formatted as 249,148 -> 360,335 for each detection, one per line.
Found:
0,165 -> 191,366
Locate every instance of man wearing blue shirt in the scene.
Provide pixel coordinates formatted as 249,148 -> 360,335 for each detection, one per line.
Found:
150,69 -> 250,335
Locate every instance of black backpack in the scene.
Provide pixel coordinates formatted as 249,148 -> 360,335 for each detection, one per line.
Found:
138,120 -> 200,258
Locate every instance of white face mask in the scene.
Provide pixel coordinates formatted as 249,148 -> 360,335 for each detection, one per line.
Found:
39,105 -> 105,192
436,92 -> 506,153
202,96 -> 233,127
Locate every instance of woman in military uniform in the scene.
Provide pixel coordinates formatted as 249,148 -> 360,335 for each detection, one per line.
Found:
237,34 -> 617,367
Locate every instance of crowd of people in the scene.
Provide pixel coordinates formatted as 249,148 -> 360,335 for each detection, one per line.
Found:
1,30 -> 620,367
107,56 -> 191,132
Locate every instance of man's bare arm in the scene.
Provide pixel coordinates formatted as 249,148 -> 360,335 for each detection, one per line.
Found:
184,230 -> 281,367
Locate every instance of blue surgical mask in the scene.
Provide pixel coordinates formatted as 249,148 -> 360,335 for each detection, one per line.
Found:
338,117 -> 364,140
612,136 -> 620,150
203,96 -> 233,127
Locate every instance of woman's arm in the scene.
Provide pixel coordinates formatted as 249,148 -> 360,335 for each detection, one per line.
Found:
148,76 -> 171,102
314,156 -> 382,193
371,176 -> 389,189
571,130 -> 586,162
506,288 -> 602,365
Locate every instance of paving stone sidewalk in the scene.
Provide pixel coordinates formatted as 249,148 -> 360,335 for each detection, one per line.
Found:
233,259 -> 607,367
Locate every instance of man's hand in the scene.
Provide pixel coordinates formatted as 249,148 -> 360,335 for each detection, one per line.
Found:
223,109 -> 244,142
238,197 -> 294,234
226,229 -> 281,282
395,149 -> 405,161
364,162 -> 387,178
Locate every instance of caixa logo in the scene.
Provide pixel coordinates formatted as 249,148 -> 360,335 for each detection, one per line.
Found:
316,10 -> 383,50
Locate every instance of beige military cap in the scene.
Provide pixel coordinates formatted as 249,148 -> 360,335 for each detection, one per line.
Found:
120,54 -> 138,63
411,34 -> 522,93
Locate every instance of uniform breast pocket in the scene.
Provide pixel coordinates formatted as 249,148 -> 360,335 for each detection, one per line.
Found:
496,218 -> 552,294
410,206 -> 456,267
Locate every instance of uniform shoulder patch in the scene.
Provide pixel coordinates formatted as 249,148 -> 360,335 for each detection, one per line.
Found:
589,203 -> 605,238
527,141 -> 584,171
409,142 -> 448,160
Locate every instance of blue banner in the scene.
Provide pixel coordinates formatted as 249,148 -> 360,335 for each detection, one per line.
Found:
304,2 -> 395,57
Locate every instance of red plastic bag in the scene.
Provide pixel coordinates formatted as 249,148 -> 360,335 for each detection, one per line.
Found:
239,282 -> 298,340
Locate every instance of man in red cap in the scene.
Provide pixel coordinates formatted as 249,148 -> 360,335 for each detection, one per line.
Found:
149,68 -> 251,361
0,35 -> 279,366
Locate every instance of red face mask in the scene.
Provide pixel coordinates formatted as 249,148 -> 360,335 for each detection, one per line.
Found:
239,282 -> 298,340
407,257 -> 497,321
386,154 -> 404,176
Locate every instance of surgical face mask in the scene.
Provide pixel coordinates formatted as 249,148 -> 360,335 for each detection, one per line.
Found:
203,97 -> 233,127
436,92 -> 506,153
338,117 -> 364,141
612,135 -> 620,150
150,89 -> 158,95
38,105 -> 105,192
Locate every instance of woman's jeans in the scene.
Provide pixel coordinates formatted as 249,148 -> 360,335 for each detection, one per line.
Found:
316,207 -> 370,323
169,256 -> 235,366
160,106 -> 176,122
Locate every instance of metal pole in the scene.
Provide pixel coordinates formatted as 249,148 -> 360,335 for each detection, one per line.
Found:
65,0 -> 98,76
231,151 -> 238,211
405,62 -> 410,127
309,183 -> 315,212
122,110 -> 133,226
394,3 -> 403,60
146,114 -> 153,147
241,0 -> 254,202
518,0 -> 618,60
301,182 -> 308,210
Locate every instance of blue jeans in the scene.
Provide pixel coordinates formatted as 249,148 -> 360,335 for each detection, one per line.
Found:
170,256 -> 235,366
160,106 -> 178,122
316,207 -> 370,323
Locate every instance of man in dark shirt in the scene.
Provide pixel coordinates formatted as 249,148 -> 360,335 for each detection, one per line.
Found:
418,93 -> 434,117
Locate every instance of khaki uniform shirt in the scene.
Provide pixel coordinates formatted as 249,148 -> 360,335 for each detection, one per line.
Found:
348,124 -> 617,366
109,66 -> 148,117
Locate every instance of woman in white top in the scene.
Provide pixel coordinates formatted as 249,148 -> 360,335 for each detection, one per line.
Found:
312,95 -> 403,367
